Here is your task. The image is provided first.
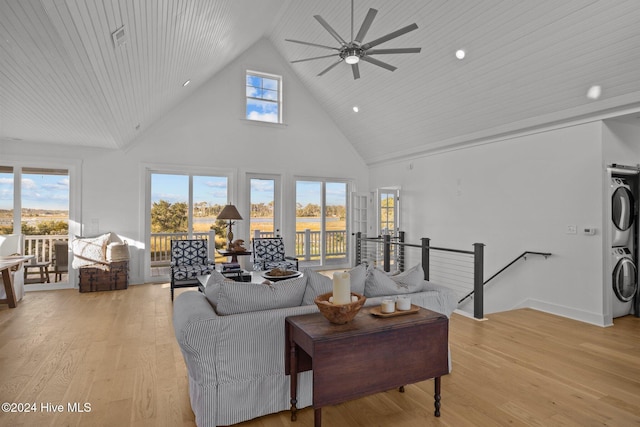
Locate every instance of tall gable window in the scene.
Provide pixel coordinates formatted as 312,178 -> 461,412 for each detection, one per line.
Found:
246,71 -> 282,124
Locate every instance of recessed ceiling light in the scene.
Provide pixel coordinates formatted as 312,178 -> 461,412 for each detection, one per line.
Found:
587,85 -> 602,100
183,80 -> 191,87
455,49 -> 466,60
353,106 -> 359,113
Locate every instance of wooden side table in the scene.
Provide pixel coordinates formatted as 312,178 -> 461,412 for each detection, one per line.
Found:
285,306 -> 449,426
24,262 -> 51,284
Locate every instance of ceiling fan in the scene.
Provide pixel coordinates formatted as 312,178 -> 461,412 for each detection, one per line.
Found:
285,0 -> 421,80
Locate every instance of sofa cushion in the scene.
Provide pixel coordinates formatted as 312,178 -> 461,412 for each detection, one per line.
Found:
203,270 -> 228,307
391,264 -> 425,291
216,275 -> 307,315
301,264 -> 367,305
364,264 -> 424,297
301,269 -> 332,305
348,264 -> 367,295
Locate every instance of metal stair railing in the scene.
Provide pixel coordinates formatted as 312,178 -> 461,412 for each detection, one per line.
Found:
458,251 -> 551,305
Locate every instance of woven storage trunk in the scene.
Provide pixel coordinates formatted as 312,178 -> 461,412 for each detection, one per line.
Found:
78,261 -> 129,293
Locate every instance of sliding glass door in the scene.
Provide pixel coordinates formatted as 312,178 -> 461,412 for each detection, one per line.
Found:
0,165 -> 71,287
295,180 -> 348,268
149,172 -> 228,278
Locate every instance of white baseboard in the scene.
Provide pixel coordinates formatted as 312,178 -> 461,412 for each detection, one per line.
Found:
513,298 -> 611,327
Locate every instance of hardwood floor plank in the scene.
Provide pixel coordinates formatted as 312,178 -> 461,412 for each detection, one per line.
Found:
1,287 -> 640,426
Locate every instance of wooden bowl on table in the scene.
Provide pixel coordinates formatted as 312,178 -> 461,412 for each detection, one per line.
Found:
314,292 -> 366,325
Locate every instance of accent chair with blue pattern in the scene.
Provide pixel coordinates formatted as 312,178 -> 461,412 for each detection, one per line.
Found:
170,239 -> 215,300
252,237 -> 299,271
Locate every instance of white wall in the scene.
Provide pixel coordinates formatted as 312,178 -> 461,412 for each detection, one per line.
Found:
0,38 -> 369,284
369,121 -> 611,325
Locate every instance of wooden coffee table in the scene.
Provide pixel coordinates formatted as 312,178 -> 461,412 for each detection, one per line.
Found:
285,306 -> 449,426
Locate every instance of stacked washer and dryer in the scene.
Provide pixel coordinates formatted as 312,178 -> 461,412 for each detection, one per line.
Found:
610,169 -> 639,318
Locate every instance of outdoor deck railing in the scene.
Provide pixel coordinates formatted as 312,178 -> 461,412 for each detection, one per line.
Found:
22,230 -> 350,267
150,229 -> 348,266
22,234 -> 70,263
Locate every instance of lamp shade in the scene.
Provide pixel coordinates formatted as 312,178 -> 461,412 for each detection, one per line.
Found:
217,204 -> 243,220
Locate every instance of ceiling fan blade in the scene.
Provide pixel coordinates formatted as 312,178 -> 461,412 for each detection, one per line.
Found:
285,39 -> 339,51
314,15 -> 347,46
360,55 -> 397,72
354,8 -> 378,43
366,47 -> 422,55
361,23 -> 419,49
291,54 -> 339,64
351,63 -> 360,80
318,59 -> 344,76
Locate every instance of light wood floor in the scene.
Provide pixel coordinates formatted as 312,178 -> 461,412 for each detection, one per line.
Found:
1,284 -> 639,426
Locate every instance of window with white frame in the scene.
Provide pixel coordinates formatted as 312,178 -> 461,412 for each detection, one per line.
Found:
246,71 -> 282,123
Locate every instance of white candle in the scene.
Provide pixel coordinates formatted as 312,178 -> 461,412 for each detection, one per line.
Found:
381,298 -> 395,313
332,272 -> 351,305
396,295 -> 411,311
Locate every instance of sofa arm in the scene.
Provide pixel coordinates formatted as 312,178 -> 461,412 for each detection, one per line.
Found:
173,291 -> 223,385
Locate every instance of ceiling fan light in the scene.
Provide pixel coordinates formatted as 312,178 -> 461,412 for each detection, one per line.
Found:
345,54 -> 360,64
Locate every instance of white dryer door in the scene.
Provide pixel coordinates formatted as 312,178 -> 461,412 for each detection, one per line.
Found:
612,186 -> 635,231
613,258 -> 637,302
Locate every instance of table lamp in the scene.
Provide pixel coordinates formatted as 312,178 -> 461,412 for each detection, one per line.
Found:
217,204 -> 243,250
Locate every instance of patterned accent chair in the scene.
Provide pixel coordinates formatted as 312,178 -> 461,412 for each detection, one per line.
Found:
252,237 -> 299,271
170,239 -> 215,300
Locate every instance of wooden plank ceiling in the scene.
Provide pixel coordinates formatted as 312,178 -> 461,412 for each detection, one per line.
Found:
1,0 -> 640,164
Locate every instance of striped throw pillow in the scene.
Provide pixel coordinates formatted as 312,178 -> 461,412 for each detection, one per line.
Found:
216,275 -> 307,315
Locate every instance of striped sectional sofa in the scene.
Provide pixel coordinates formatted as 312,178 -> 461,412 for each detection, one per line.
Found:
172,264 -> 458,427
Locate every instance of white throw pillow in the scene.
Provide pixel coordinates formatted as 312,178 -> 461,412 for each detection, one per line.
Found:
364,264 -> 424,297
390,263 -> 424,292
301,269 -> 333,305
203,270 -> 228,308
71,233 -> 110,268
301,265 -> 367,305
216,275 -> 307,315
349,264 -> 367,295
107,241 -> 129,261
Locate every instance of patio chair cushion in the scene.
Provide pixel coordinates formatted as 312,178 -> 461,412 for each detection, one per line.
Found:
172,264 -> 213,281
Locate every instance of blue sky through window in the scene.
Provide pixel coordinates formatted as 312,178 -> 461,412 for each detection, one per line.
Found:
246,72 -> 280,123
0,172 -> 69,210
251,179 -> 274,204
296,181 -> 346,206
151,174 -> 228,206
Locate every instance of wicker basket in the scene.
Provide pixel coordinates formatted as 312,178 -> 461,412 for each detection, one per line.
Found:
314,292 -> 366,324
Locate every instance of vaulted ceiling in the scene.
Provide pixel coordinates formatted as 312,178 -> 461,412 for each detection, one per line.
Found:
2,0 -> 640,164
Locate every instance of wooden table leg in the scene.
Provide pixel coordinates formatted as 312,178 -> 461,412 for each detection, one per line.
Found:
1,268 -> 17,308
314,407 -> 322,427
434,376 -> 441,417
289,330 -> 298,421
